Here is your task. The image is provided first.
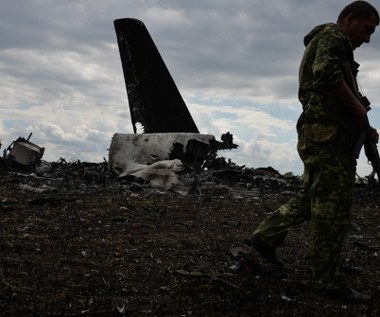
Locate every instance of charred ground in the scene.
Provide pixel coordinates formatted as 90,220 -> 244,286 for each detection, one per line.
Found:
0,160 -> 379,316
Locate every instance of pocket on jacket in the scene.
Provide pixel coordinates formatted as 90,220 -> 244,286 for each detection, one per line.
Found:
303,122 -> 338,143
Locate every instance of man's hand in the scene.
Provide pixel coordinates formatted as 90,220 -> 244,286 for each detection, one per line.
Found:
353,102 -> 368,126
370,126 -> 379,144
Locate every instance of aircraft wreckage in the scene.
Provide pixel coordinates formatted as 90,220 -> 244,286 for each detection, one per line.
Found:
2,18 -> 238,194
109,18 -> 238,187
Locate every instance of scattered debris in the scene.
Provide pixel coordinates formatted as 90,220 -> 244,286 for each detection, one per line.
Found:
0,148 -> 301,197
3,133 -> 44,168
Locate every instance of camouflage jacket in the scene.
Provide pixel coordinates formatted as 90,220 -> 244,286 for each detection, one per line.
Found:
297,23 -> 361,141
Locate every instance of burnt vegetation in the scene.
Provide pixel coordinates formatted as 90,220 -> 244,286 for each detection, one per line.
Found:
0,159 -> 379,316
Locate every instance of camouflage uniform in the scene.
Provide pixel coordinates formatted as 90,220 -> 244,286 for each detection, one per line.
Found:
253,23 -> 361,291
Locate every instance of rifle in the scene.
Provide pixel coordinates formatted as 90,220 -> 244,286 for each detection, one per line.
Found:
344,61 -> 380,184
353,96 -> 380,185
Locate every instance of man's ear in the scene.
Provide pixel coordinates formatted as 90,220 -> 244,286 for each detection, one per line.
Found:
345,13 -> 357,25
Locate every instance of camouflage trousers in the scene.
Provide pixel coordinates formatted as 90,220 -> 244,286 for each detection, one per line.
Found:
253,121 -> 357,291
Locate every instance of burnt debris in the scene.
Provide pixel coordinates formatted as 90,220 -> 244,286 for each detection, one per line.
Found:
2,133 -> 44,171
0,145 -> 301,197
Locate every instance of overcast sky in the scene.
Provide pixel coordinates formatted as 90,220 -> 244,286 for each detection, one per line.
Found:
1,0 -> 380,176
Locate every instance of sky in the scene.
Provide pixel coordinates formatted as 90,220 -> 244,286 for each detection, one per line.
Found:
1,0 -> 380,177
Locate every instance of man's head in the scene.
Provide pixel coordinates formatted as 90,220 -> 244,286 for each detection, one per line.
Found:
337,1 -> 379,49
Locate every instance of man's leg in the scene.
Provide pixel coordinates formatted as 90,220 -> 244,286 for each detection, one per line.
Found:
251,190 -> 311,248
246,186 -> 311,267
310,158 -> 356,292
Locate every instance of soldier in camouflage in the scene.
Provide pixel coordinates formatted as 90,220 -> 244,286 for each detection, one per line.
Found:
246,1 -> 379,303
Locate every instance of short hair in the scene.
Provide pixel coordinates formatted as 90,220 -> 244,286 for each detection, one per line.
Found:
337,1 -> 380,25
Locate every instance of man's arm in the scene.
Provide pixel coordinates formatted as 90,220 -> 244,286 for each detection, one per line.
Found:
329,81 -> 380,182
328,81 -> 367,125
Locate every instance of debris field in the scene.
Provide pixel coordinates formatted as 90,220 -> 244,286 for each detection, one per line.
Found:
0,159 -> 379,316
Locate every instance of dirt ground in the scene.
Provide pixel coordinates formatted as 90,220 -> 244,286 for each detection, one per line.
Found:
0,161 -> 379,316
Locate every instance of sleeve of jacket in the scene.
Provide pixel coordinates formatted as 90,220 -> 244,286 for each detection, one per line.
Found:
312,26 -> 350,90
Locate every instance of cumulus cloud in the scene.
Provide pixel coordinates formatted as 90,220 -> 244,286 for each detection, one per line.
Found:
0,0 -> 379,176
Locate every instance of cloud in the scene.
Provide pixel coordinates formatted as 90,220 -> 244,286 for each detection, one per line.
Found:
0,0 -> 379,177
